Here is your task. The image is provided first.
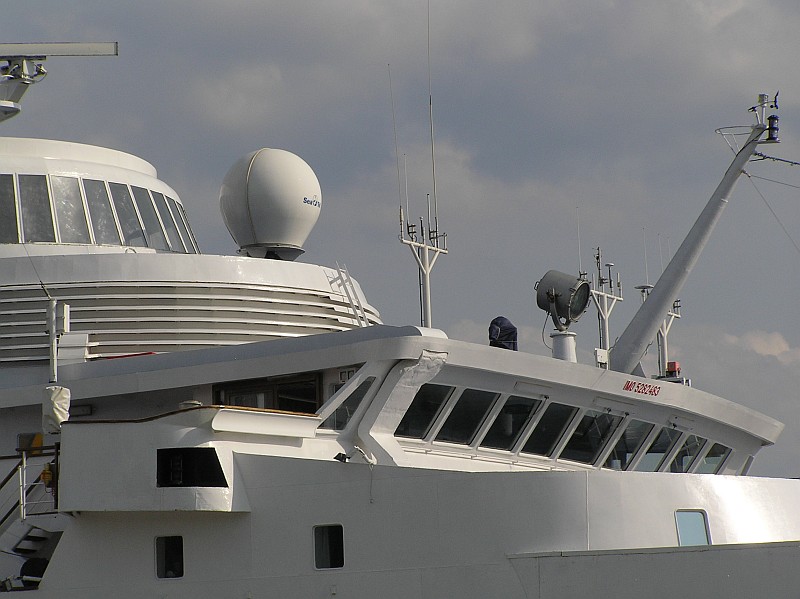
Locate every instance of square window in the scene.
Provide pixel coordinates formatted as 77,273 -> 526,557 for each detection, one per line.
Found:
156,536 -> 183,579
314,524 -> 344,569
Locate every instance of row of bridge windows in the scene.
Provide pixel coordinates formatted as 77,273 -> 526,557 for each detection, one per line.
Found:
0,173 -> 199,252
394,384 -> 731,474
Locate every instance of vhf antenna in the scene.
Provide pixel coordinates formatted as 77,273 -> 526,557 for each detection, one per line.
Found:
394,4 -> 448,328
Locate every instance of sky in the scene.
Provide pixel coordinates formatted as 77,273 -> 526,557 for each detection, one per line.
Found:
3,1 -> 800,476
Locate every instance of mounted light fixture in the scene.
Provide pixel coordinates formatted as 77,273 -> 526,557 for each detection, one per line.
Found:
535,270 -> 590,331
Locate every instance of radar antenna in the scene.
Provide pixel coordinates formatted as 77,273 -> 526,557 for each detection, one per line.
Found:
0,42 -> 118,123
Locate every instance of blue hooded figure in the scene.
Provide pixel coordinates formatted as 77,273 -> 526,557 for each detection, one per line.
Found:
489,316 -> 518,351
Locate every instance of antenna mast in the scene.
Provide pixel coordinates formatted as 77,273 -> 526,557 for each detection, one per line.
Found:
0,42 -> 118,123
589,247 -> 623,369
396,2 -> 448,328
611,93 -> 779,374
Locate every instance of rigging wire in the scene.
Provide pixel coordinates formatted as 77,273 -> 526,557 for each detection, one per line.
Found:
743,171 -> 800,256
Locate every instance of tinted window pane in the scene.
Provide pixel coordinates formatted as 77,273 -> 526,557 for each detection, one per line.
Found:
395,384 -> 453,439
695,443 -> 731,474
635,427 -> 682,472
669,435 -> 706,473
132,186 -> 169,250
521,403 -> 578,456
320,377 -> 376,431
480,395 -> 541,450
604,420 -> 654,470
110,183 -> 146,246
18,175 -> 55,242
0,174 -> 18,243
435,388 -> 498,445
675,511 -> 710,546
276,379 -> 319,413
84,179 -> 121,245
560,410 -> 622,464
51,176 -> 90,243
152,191 -> 185,251
314,525 -> 344,569
167,197 -> 197,253
156,536 -> 183,578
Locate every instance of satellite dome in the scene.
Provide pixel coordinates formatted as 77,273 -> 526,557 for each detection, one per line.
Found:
219,148 -> 322,260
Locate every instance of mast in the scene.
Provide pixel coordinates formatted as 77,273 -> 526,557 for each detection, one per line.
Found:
0,42 -> 118,123
610,95 -> 777,374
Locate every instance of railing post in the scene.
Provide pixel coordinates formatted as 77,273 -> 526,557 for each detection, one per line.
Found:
18,452 -> 26,521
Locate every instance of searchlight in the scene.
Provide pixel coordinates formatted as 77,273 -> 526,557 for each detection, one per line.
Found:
535,270 -> 590,332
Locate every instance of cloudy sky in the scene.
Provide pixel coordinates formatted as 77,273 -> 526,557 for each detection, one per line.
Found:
4,1 -> 800,476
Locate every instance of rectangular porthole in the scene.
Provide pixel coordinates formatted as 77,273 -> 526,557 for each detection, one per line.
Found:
156,536 -> 184,579
314,524 -> 344,569
675,510 -> 710,546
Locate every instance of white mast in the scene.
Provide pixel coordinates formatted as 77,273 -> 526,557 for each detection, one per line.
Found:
611,94 -> 778,374
0,42 -> 118,122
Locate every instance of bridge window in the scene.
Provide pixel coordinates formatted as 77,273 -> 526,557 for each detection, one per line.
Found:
669,435 -> 706,473
635,427 -> 682,472
604,420 -> 654,470
480,395 -> 542,451
520,403 -> 578,457
559,409 -> 622,464
435,389 -> 499,445
394,384 -> 453,439
694,443 -> 731,474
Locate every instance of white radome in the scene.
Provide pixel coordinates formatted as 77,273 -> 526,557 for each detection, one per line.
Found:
219,148 -> 322,260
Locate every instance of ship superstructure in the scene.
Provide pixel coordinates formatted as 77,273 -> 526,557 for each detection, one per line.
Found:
0,44 -> 797,597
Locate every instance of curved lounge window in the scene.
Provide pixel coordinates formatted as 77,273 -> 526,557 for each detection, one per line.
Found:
167,196 -> 197,253
2,172 -> 199,252
0,175 -> 18,243
110,183 -> 147,247
19,175 -> 55,242
84,179 -> 122,245
152,192 -> 185,252
52,176 -> 91,243
132,186 -> 169,250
